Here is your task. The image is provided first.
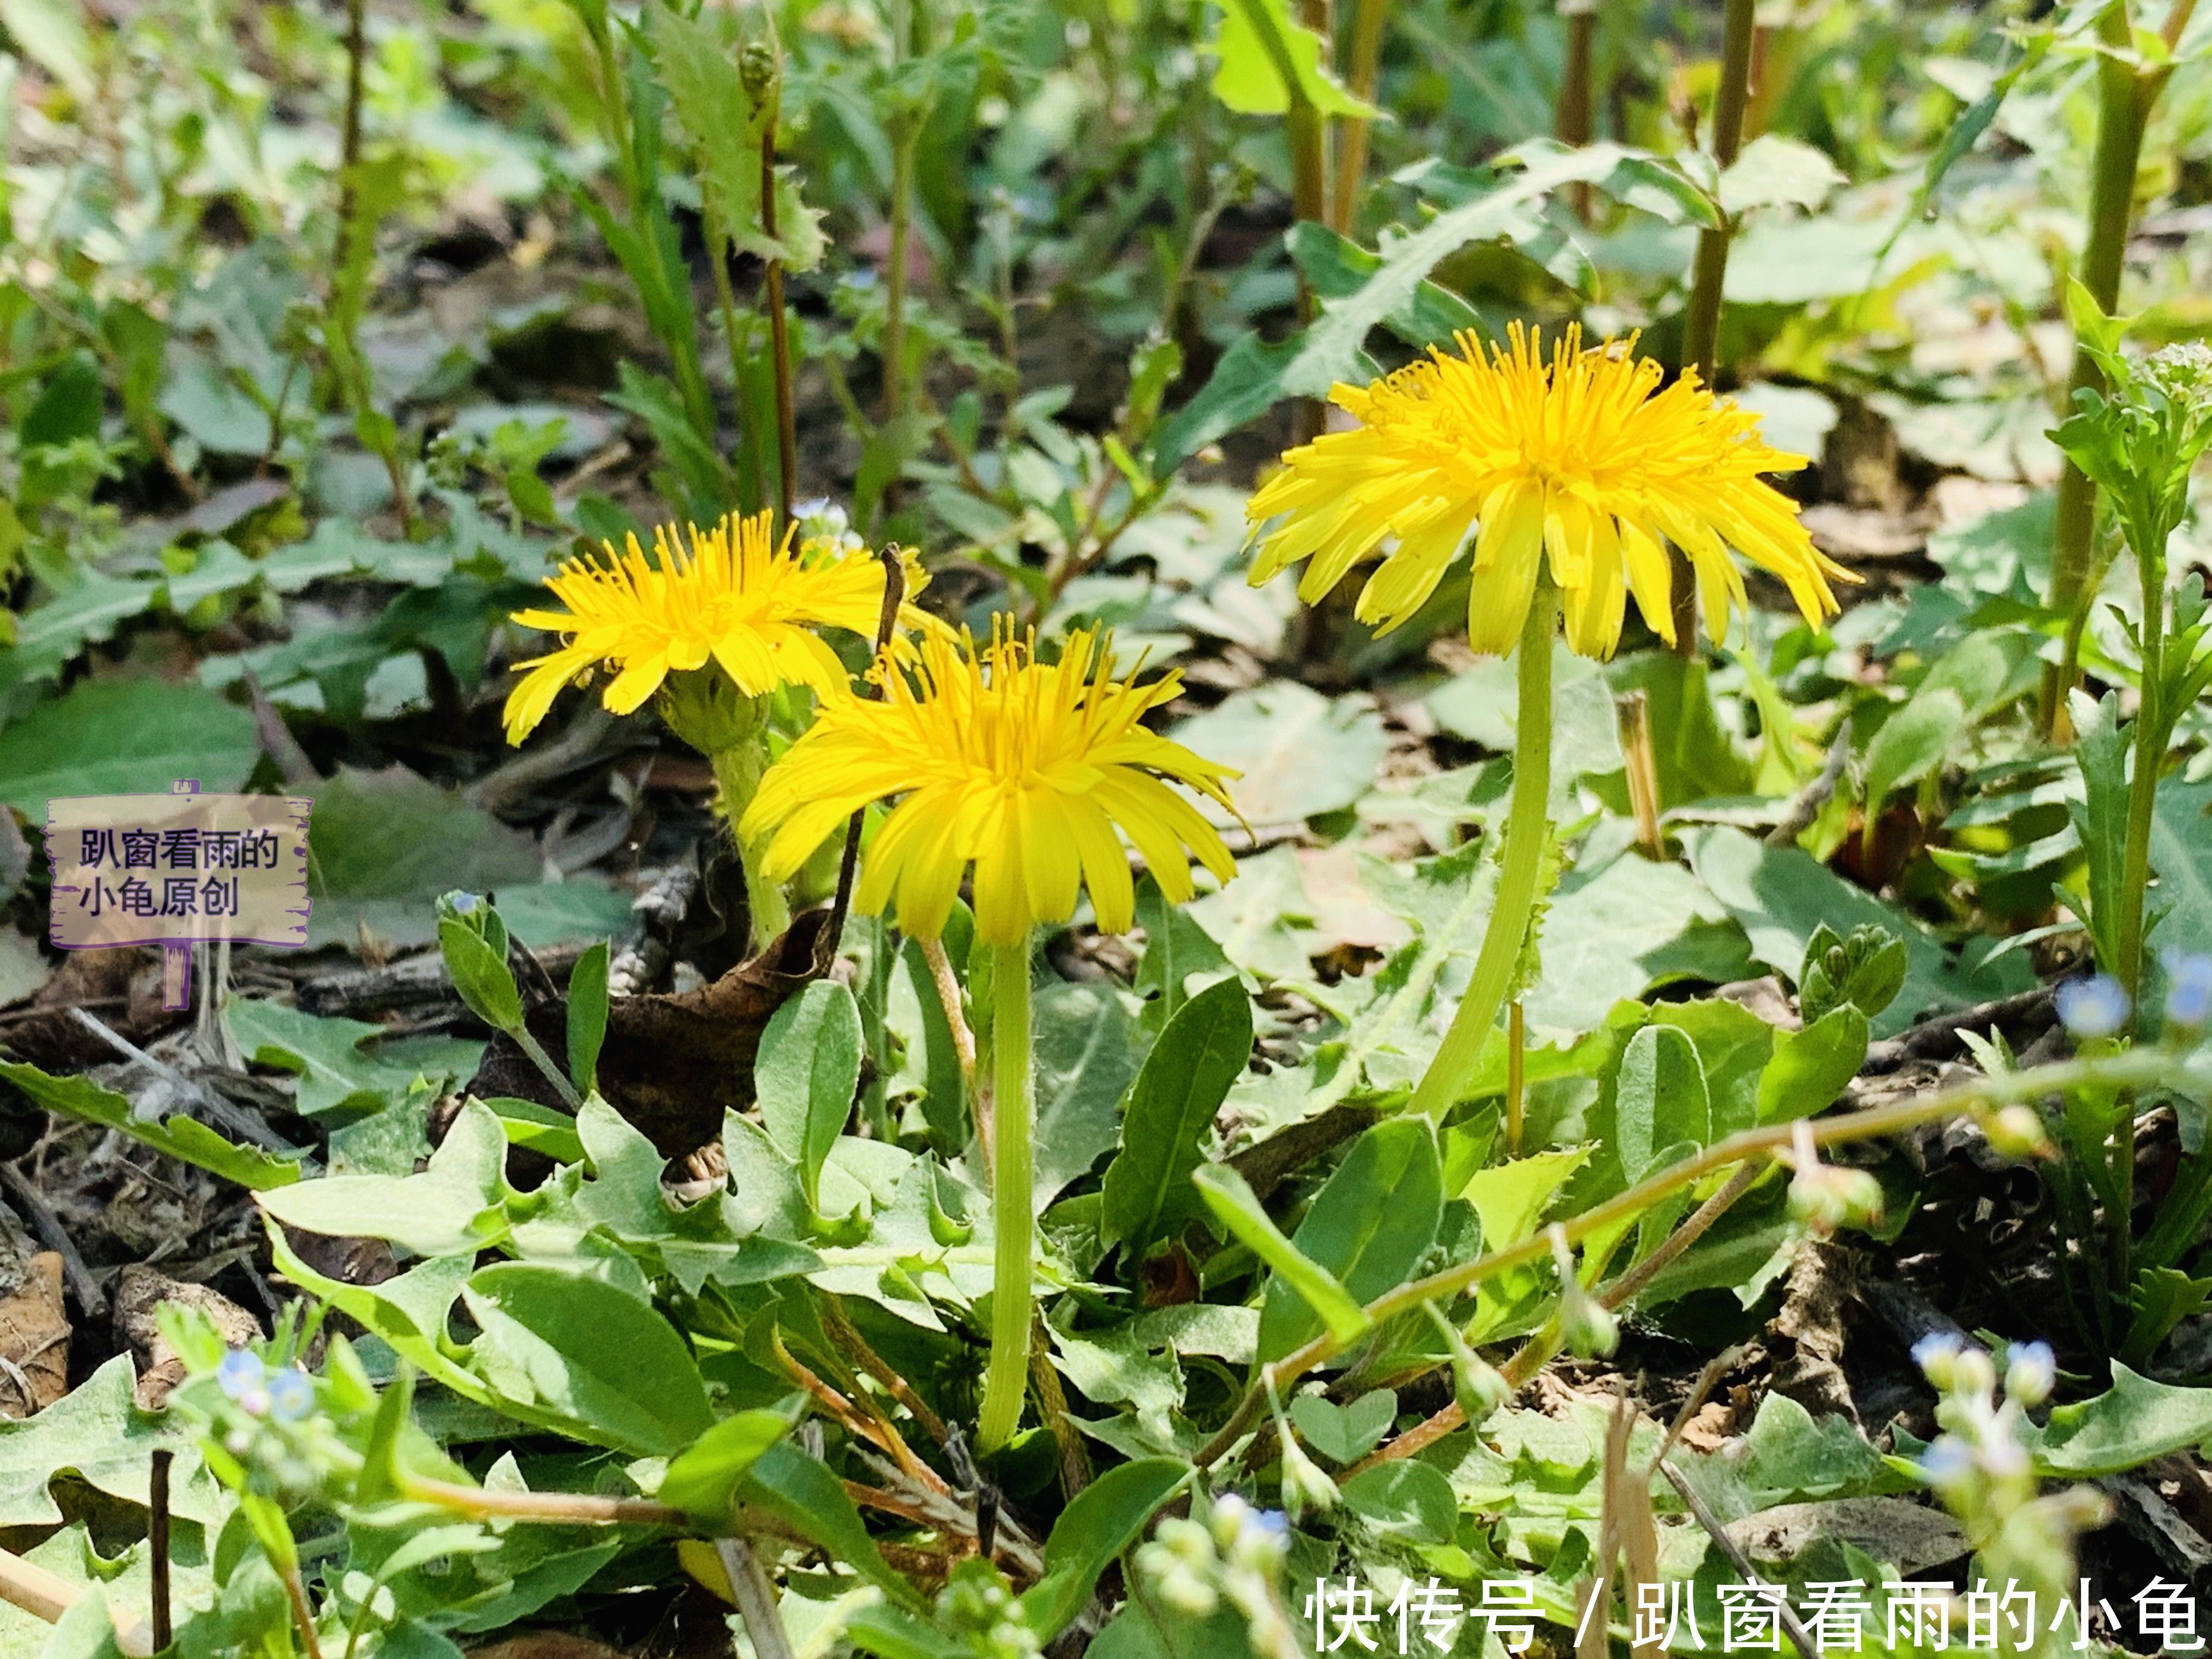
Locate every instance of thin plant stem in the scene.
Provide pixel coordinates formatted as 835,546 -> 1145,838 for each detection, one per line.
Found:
1557,1 -> 1596,220
401,1474 -> 684,1526
978,937 -> 1035,1451
2117,550 -> 2168,1001
705,201 -> 766,514
1506,1000 -> 1526,1156
1670,0 -> 1756,654
1196,1047 -> 2185,1471
2043,0 -> 2169,734
1226,0 -> 1326,441
760,100 -> 799,528
716,1537 -> 797,1659
511,1024 -> 583,1110
1408,584 -> 1558,1118
919,935 -> 982,1161
1331,0 -> 1389,231
881,119 -> 918,425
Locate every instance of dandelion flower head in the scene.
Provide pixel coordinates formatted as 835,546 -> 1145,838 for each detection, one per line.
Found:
503,510 -> 916,745
1246,325 -> 1851,659
740,624 -> 1238,946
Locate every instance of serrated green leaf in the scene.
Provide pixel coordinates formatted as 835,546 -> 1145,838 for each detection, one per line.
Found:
0,1061 -> 303,1190
1209,0 -> 1377,119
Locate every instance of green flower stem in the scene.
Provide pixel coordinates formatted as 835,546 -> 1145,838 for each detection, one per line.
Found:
2118,541 -> 2169,1002
978,937 -> 1035,1453
1408,582 -> 1559,1120
1194,1045 -> 2193,1472
708,742 -> 791,954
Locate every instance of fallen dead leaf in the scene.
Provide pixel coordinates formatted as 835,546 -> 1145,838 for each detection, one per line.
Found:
1727,1496 -> 1968,1577
113,1264 -> 262,1409
0,1252 -> 69,1416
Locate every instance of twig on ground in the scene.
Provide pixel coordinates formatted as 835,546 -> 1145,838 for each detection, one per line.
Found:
0,1168 -> 104,1318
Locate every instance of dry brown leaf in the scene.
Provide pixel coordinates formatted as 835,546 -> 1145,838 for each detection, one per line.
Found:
0,1253 -> 69,1416
113,1264 -> 262,1410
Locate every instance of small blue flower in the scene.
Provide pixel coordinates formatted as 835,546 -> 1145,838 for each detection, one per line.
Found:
448,892 -> 480,916
1246,1509 -> 1290,1542
2163,951 -> 2212,1029
216,1350 -> 265,1400
1920,1438 -> 1974,1490
266,1370 -> 314,1423
2004,1341 -> 2056,1407
2057,974 -> 2131,1040
1911,1332 -> 1962,1375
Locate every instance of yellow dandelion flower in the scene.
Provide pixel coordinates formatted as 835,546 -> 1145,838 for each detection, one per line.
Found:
740,624 -> 1238,947
502,510 -> 914,745
1246,325 -> 1853,659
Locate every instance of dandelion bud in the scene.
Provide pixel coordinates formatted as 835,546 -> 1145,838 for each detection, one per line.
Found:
738,42 -> 778,103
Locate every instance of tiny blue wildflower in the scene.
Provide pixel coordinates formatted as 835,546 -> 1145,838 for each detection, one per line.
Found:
2056,974 -> 2130,1040
1911,1331 -> 1962,1377
448,892 -> 480,915
216,1349 -> 265,1400
266,1370 -> 314,1423
2163,951 -> 2212,1029
1920,1438 -> 1974,1491
2004,1341 -> 2056,1407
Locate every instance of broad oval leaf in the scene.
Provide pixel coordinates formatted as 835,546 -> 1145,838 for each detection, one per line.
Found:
1020,1457 -> 1191,1638
461,1263 -> 714,1456
1615,1024 -> 1710,1184
756,980 -> 862,1212
658,1403 -> 800,1523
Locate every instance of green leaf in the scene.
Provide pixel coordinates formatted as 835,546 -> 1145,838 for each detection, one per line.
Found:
1684,825 -> 2030,1036
1756,1006 -> 1869,1125
1460,1148 -> 1589,1251
1209,0 -> 1377,119
739,1442 -> 926,1610
1861,688 -> 1966,818
257,1097 -> 507,1253
1256,1117 -> 1442,1363
756,981 -> 861,1213
1290,1389 -> 1395,1464
0,571 -> 163,691
1153,142 -> 1644,472
21,354 -> 103,448
648,4 -> 826,271
1101,977 -> 1252,1260
0,680 -> 258,814
303,767 -> 631,952
0,1355 -> 221,1527
0,0 -> 95,98
1339,1458 -> 1457,1545
1613,1024 -> 1710,1184
1716,134 -> 1845,215
223,999 -> 482,1121
0,1061 -> 303,1190
1020,1457 -> 1191,1639
266,1235 -> 483,1400
1133,875 -> 1235,1040
438,915 -> 524,1034
657,1404 -> 800,1524
487,1096 -> 587,1165
2149,772 -> 2212,958
462,1263 -> 714,1456
2071,692 -> 2131,975
1169,683 -> 1389,828
565,942 -> 610,1096
1034,980 -> 1143,1210
2022,1363 -> 2212,1476
1192,1164 -> 1372,1349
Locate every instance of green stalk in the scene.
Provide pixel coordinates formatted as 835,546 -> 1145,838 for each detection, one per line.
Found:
978,937 -> 1035,1452
1670,0 -> 1756,653
1408,583 -> 1558,1119
881,116 -> 918,425
1329,0 -> 1389,231
2044,2 -> 2164,735
2117,542 -> 2168,1001
709,742 -> 791,953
